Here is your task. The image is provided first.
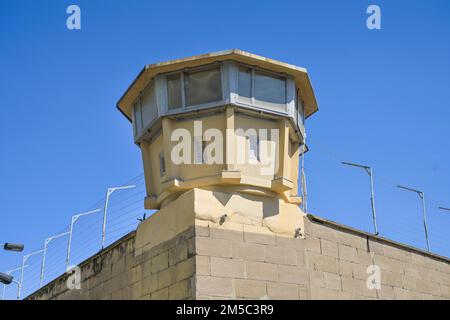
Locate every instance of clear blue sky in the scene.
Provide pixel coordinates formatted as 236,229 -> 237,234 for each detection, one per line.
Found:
1,0 -> 450,297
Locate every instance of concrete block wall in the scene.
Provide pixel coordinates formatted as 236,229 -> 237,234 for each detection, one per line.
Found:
303,216 -> 450,300
194,216 -> 449,300
194,220 -> 308,299
29,227 -> 196,300
28,214 -> 450,300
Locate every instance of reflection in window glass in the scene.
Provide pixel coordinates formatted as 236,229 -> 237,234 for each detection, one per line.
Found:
297,94 -> 305,124
167,74 -> 182,110
254,72 -> 286,104
141,84 -> 157,127
185,68 -> 222,106
238,67 -> 251,99
133,100 -> 142,137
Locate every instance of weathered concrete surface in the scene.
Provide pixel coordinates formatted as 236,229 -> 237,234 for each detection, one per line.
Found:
28,190 -> 450,300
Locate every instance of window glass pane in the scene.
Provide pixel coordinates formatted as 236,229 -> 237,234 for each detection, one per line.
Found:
167,74 -> 182,110
238,67 -> 251,99
297,94 -> 305,124
133,100 -> 142,137
254,72 -> 286,104
185,68 -> 222,106
141,84 -> 157,127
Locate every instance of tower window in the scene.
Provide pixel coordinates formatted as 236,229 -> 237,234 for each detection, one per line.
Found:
238,67 -> 252,99
132,100 -> 143,137
185,67 -> 222,106
254,71 -> 286,105
159,152 -> 166,176
167,74 -> 182,110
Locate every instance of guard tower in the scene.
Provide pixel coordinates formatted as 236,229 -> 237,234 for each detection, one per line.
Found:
117,50 -> 318,236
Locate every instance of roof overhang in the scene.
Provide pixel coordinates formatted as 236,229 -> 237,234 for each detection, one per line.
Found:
116,49 -> 319,122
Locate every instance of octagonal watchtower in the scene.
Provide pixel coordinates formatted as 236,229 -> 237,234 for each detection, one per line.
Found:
117,50 -> 318,211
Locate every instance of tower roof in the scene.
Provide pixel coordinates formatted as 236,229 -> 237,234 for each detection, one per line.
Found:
116,49 -> 318,121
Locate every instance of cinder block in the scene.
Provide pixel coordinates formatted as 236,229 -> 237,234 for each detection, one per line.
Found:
111,256 -> 125,278
367,239 -> 384,255
130,281 -> 142,300
323,272 -> 341,291
298,286 -> 308,299
169,279 -> 189,300
175,257 -> 195,282
243,225 -> 276,245
209,222 -> 244,241
378,285 -> 394,300
381,270 -> 403,287
142,274 -> 158,294
235,279 -> 267,299
361,282 -> 378,299
383,245 -> 412,262
103,279 -> 112,296
187,237 -> 195,258
196,255 -> 210,275
267,282 -> 299,300
111,289 -> 124,300
338,261 -> 353,277
320,239 -> 338,258
110,273 -> 127,293
373,255 -> 405,274
196,237 -> 232,258
356,249 -> 373,265
151,287 -> 169,300
352,264 -> 370,280
265,245 -> 297,266
309,270 -> 325,288
276,235 -> 306,251
334,232 -> 366,250
309,286 -> 339,300
196,276 -> 233,297
440,284 -> 450,298
393,287 -> 423,300
309,223 -> 335,241
410,252 -> 426,266
142,259 -> 152,279
310,253 -> 339,274
338,244 -> 358,263
435,260 -> 450,275
246,261 -> 278,281
211,257 -> 245,278
305,237 -> 321,253
169,242 -> 188,266
278,265 -> 309,285
158,266 -> 175,289
341,276 -> 362,296
152,251 -> 169,273
232,242 -> 265,262
413,277 -> 441,295
195,220 -> 210,237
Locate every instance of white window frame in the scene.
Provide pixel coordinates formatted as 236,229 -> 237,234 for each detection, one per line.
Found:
235,63 -> 288,113
164,63 -> 225,114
